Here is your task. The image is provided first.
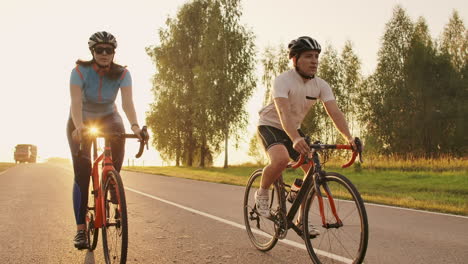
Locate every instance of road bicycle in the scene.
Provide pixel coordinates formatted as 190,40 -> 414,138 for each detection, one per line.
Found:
82,126 -> 149,264
243,138 -> 368,263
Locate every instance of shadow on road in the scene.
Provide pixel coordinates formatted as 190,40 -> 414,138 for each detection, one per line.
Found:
84,251 -> 96,264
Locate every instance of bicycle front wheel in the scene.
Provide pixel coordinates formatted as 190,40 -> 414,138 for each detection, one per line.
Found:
86,186 -> 99,250
243,169 -> 280,251
303,172 -> 368,264
102,170 -> 128,264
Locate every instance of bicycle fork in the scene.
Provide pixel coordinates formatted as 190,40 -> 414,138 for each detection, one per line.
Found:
315,174 -> 343,229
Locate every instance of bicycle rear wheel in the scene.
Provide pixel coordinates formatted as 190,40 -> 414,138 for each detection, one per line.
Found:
243,169 -> 280,251
86,187 -> 99,250
102,170 -> 128,264
303,172 -> 368,264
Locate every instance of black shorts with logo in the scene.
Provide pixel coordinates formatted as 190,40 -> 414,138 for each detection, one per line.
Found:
257,125 -> 305,161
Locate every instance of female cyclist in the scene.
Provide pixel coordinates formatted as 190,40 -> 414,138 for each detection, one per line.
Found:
67,31 -> 142,249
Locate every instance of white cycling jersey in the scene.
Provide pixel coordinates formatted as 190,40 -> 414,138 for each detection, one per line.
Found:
258,69 -> 335,130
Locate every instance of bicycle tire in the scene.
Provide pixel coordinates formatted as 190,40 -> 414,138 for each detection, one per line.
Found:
86,191 -> 99,250
303,172 -> 368,264
243,169 -> 279,251
102,170 -> 128,264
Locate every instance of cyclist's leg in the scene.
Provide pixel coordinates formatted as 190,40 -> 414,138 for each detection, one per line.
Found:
256,126 -> 290,216
67,118 -> 93,248
257,126 -> 291,191
261,145 -> 290,189
253,145 -> 289,216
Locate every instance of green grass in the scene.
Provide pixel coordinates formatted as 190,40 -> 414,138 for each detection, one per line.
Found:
0,162 -> 16,173
124,164 -> 468,216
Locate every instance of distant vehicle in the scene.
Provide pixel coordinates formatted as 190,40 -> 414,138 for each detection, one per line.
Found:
14,144 -> 37,163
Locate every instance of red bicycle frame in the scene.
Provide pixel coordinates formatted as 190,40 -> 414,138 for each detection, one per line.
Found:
86,128 -> 147,229
90,145 -> 116,228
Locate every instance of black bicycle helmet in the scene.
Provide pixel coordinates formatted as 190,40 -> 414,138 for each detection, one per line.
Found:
88,31 -> 118,50
288,36 -> 321,59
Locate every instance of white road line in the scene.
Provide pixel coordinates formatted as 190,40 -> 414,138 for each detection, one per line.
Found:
123,170 -> 467,219
125,186 -> 354,264
365,202 -> 468,219
331,198 -> 468,219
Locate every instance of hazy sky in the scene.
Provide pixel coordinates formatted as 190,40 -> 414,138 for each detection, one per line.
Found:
0,0 -> 466,165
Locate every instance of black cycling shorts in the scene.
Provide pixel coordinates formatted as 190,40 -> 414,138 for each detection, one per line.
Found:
257,125 -> 305,161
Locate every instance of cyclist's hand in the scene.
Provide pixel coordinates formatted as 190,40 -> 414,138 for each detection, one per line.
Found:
131,126 -> 143,141
72,126 -> 84,142
292,137 -> 310,155
354,137 -> 364,151
348,137 -> 357,151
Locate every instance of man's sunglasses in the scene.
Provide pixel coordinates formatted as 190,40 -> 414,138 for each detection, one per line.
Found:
94,47 -> 115,55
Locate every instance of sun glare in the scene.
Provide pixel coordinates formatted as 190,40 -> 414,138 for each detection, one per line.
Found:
89,127 -> 99,136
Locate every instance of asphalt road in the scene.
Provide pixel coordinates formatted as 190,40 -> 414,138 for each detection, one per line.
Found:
1,162 -> 467,264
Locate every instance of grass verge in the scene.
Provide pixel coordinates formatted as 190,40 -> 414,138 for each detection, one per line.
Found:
0,162 -> 16,173
124,165 -> 468,216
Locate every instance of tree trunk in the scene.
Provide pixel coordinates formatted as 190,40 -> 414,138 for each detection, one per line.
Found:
176,132 -> 181,166
223,128 -> 228,169
187,132 -> 194,167
200,134 -> 206,168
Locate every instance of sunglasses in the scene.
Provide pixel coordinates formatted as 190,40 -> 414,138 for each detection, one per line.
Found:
94,47 -> 115,55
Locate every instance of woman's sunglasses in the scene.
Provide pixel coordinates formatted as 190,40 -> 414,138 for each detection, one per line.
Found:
94,47 -> 115,55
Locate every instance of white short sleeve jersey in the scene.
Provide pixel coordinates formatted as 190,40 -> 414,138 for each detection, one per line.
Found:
258,69 -> 335,130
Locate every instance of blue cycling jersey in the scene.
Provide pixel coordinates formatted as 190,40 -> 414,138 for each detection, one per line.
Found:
70,63 -> 132,119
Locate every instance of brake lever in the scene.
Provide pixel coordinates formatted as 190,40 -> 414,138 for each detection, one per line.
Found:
354,137 -> 363,163
142,126 -> 149,150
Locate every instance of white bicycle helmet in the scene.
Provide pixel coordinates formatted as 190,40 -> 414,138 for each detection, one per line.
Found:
88,31 -> 118,50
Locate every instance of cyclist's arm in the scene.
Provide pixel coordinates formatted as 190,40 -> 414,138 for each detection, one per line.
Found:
70,84 -> 84,129
121,85 -> 140,131
323,100 -> 354,144
274,97 -> 309,154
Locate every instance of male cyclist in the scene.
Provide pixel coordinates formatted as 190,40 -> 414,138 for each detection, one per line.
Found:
256,36 -> 358,229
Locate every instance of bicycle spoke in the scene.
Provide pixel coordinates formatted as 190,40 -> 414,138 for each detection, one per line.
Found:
243,170 -> 279,251
304,172 -> 368,264
102,170 -> 127,264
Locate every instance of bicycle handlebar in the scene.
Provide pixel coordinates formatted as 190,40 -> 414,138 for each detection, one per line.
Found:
81,126 -> 150,158
289,137 -> 363,169
135,126 -> 149,158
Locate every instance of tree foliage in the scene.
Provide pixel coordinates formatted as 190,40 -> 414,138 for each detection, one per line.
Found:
272,5 -> 465,158
361,6 -> 467,157
260,45 -> 290,106
440,10 -> 468,72
146,0 -> 256,167
147,3 -> 466,165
